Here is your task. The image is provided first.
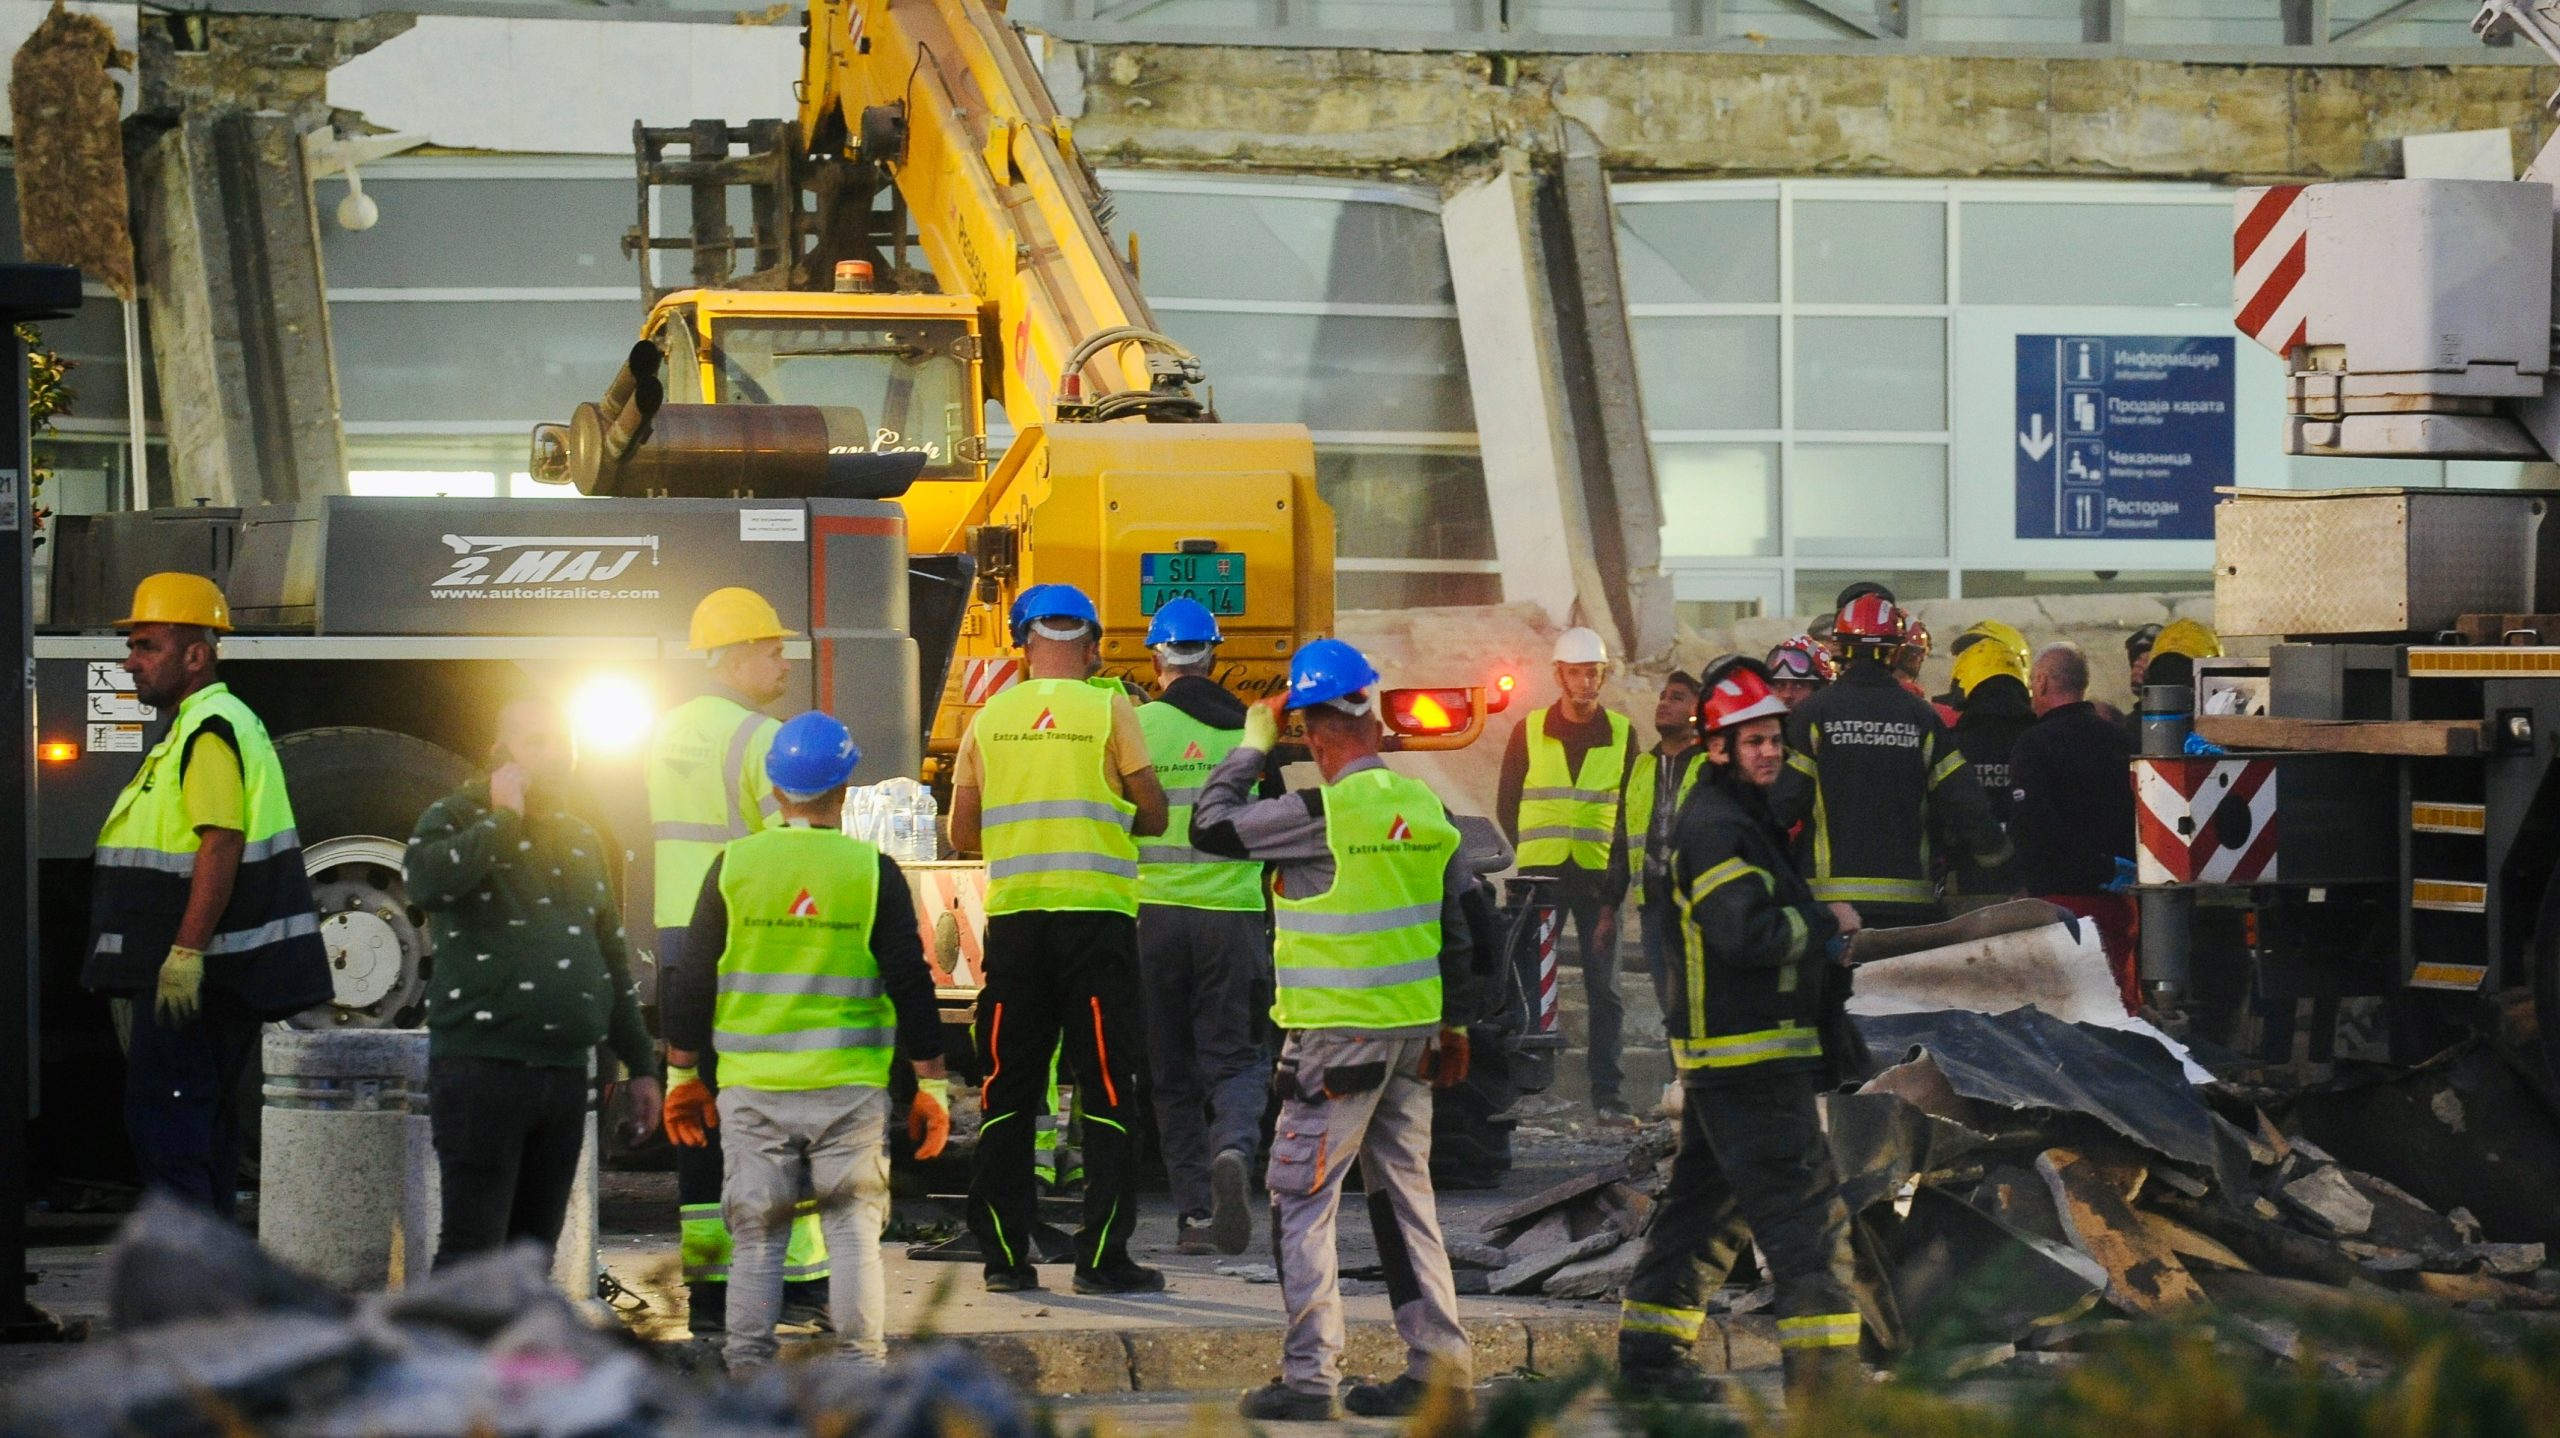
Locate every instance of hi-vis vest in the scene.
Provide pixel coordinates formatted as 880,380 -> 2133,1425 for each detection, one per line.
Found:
976,679 -> 1139,916
1624,747 -> 1706,905
85,683 -> 331,1018
1135,701 -> 1262,912
713,825 -> 895,1091
1516,708 -> 1631,870
648,694 -> 780,929
1271,767 -> 1457,1031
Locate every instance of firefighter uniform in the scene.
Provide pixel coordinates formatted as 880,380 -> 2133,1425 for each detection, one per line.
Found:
1947,644 -> 2036,907
1623,739 -> 1706,1011
648,687 -> 828,1328
1620,672 -> 1864,1397
1503,704 -> 1634,1108
1770,660 -> 2009,929
86,679 -> 332,1213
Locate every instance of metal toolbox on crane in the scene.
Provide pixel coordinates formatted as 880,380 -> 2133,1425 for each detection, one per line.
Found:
2215,487 -> 2560,636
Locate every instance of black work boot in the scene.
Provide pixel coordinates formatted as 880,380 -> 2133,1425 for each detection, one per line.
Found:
1237,1380 -> 1339,1421
1073,1259 -> 1167,1295
1210,1149 -> 1254,1255
1620,1334 -> 1724,1404
1344,1373 -> 1474,1418
686,1283 -> 727,1339
1781,1346 -> 1865,1403
983,1264 -> 1042,1294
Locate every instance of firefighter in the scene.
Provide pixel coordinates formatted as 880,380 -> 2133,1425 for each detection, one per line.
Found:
1772,593 -> 2010,929
1946,640 -> 2035,909
949,583 -> 1170,1295
660,712 -> 950,1374
1495,626 -> 1635,1120
84,573 -> 332,1215
1618,656 -> 1866,1404
648,586 -> 827,1339
1133,597 -> 1272,1256
1937,620 -> 2030,710
1621,671 -> 1705,1010
1765,636 -> 1836,711
1191,639 -> 1475,1422
2142,618 -> 2225,704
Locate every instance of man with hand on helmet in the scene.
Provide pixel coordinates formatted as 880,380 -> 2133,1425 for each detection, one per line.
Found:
661,712 -> 949,1374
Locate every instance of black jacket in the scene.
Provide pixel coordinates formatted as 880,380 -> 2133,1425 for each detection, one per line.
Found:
1771,661 -> 2011,922
1660,771 -> 1843,1084
2009,700 -> 2137,895
1950,675 -> 2036,899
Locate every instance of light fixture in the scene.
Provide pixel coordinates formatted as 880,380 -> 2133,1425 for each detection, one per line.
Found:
567,672 -> 657,757
39,740 -> 77,763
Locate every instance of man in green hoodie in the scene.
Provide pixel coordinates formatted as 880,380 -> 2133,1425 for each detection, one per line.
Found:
406,696 -> 662,1265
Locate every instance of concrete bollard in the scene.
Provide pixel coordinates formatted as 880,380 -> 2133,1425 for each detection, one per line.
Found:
260,1029 -> 432,1290
551,1059 -> 600,1300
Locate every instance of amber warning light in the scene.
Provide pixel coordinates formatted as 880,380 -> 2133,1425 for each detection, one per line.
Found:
1491,673 -> 1517,712
40,741 -> 77,763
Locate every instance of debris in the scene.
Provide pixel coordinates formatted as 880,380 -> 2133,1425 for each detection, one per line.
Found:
2149,1191 -> 2382,1291
2037,1148 -> 2207,1317
2430,1088 -> 2467,1133
107,1192 -> 353,1330
2281,1041 -> 2560,1248
1213,1263 -> 1278,1284
2456,1242 -> 2546,1276
1490,1230 -> 1622,1295
1882,1186 -> 2104,1347
2279,1166 -> 2375,1237
1493,1209 -> 1571,1254
1476,1169 -> 1624,1235
2408,1271 -> 2560,1310
1444,1241 -> 1509,1271
2134,1211 -> 2253,1273
1542,1242 -> 1640,1299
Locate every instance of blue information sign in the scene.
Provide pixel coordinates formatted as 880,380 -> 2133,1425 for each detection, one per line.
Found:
2013,335 -> 2232,541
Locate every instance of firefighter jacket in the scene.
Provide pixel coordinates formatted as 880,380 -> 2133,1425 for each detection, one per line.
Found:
1660,770 -> 1842,1081
1949,675 -> 2035,900
1770,661 -> 2011,917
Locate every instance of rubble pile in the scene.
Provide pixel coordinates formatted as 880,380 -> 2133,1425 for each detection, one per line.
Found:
0,1197 -> 1040,1438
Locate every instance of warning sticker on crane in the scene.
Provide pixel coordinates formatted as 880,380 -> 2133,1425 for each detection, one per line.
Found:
2233,185 -> 2309,357
2136,756 -> 2279,885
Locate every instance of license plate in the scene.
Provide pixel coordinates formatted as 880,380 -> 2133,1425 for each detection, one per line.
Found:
1139,551 -> 1246,616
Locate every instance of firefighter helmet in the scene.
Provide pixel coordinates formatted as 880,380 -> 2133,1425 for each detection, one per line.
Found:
1834,593 -> 1909,646
1952,640 -> 2029,698
2150,618 -> 2222,663
1697,656 -> 1791,734
1766,635 -> 1837,684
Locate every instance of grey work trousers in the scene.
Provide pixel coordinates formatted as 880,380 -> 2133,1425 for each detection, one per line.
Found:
1137,903 -> 1272,1219
717,1084 -> 892,1370
1267,1029 -> 1471,1398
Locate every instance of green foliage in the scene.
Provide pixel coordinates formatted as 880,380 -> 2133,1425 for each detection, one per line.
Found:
19,321 -> 74,545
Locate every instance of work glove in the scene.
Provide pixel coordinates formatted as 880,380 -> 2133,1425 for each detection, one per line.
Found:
909,1076 -> 951,1161
2104,855 -> 2139,896
663,1066 -> 718,1147
2182,731 -> 2229,757
153,945 -> 204,1026
1242,696 -> 1281,753
1421,1027 -> 1470,1089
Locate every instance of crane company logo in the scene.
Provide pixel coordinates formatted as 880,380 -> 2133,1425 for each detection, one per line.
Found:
431,534 -> 663,600
1032,708 -> 1057,732
1181,740 -> 1207,760
788,888 -> 820,918
1387,814 -> 1413,841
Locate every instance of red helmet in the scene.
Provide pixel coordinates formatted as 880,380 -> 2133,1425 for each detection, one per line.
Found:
1698,656 -> 1792,734
1899,618 -> 1933,662
1835,593 -> 1909,646
1766,635 -> 1837,684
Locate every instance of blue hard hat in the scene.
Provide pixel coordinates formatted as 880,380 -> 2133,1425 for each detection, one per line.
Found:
1008,583 -> 1099,644
767,711 -> 860,794
1145,597 -> 1223,648
1285,638 -> 1381,711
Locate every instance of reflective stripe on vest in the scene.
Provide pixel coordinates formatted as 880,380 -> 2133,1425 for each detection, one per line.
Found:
713,826 -> 894,1091
1624,748 -> 1705,906
1135,701 -> 1264,911
1270,767 -> 1455,1031
648,694 -> 778,929
1516,708 -> 1630,870
976,679 -> 1139,916
1668,853 -> 1817,1072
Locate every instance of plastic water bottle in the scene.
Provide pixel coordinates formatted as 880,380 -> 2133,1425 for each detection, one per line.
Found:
908,784 -> 940,863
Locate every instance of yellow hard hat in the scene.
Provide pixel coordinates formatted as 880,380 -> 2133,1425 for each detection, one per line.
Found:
2150,618 -> 2223,664
1954,620 -> 2031,667
118,572 -> 231,632
687,586 -> 797,652
1952,640 -> 2028,698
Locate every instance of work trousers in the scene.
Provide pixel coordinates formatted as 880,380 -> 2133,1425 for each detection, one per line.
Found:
1638,898 -> 1676,1018
1552,871 -> 1624,1104
1619,1068 -> 1862,1366
967,909 -> 1144,1272
1267,1029 -> 1470,1398
429,1053 -> 588,1266
718,1084 -> 894,1371
123,985 -> 262,1218
1137,904 -> 1272,1219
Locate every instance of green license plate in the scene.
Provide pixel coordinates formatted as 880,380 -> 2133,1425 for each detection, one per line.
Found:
1139,551 -> 1246,616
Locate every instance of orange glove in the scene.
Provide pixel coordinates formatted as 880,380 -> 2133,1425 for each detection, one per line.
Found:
909,1076 -> 951,1161
663,1067 -> 718,1147
1422,1027 -> 1470,1089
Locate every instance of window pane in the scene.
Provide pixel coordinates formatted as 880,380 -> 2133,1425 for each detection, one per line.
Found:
1794,567 -> 1949,615
1337,570 -> 1503,609
1302,0 -> 1470,29
1793,201 -> 1945,305
1106,185 -> 1452,305
1151,311 -> 1472,431
1525,0 -> 1682,35
1718,0 -> 1879,38
1794,317 -> 1944,432
1318,449 -> 1495,560
1791,444 -> 1946,558
1961,203 -> 2229,306
32,298 -> 156,431
1633,316 -> 1779,430
1655,442 -> 1778,558
321,179 -> 633,290
1615,200 -> 1779,305
2121,0 -> 2284,43
1917,0 -> 2088,42
332,300 -> 639,424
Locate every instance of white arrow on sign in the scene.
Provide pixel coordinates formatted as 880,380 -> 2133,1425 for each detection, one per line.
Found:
2018,412 -> 2055,461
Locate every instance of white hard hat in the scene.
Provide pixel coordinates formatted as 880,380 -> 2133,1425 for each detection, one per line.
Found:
1553,627 -> 1609,665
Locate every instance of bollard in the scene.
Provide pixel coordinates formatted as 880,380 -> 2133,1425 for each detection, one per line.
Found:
260,1029 -> 432,1289
2138,682 -> 2196,996
551,1058 -> 600,1301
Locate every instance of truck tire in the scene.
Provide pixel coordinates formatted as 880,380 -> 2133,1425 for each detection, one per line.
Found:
275,726 -> 476,1030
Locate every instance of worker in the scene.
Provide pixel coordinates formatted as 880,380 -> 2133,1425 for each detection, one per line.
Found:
1495,626 -> 1634,1121
1191,639 -> 1474,1422
1771,593 -> 2010,930
83,573 -> 331,1215
1938,620 -> 2030,710
2125,622 -> 2164,695
1893,618 -> 1938,707
1765,636 -> 1836,711
405,697 -> 661,1266
1619,671 -> 1705,1009
1946,641 -> 2035,909
1132,597 -> 1272,1256
660,712 -> 950,1373
2143,618 -> 2226,707
1617,656 -> 1866,1403
2011,644 -> 2140,1013
950,583 -> 1169,1295
648,586 -> 827,1339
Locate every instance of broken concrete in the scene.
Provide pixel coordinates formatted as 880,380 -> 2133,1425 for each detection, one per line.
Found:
2280,1166 -> 2377,1238
1490,1230 -> 1622,1295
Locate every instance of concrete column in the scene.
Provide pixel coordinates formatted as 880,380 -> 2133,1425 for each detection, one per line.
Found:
551,1059 -> 601,1301
259,1029 -> 426,1290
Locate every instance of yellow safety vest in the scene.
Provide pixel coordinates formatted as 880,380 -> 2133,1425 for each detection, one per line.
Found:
1135,701 -> 1263,912
647,693 -> 779,929
1624,746 -> 1706,905
712,825 -> 896,1091
1516,708 -> 1630,870
975,679 -> 1140,916
1271,767 -> 1456,1032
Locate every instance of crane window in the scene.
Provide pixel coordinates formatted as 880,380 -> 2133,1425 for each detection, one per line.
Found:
709,318 -> 978,478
